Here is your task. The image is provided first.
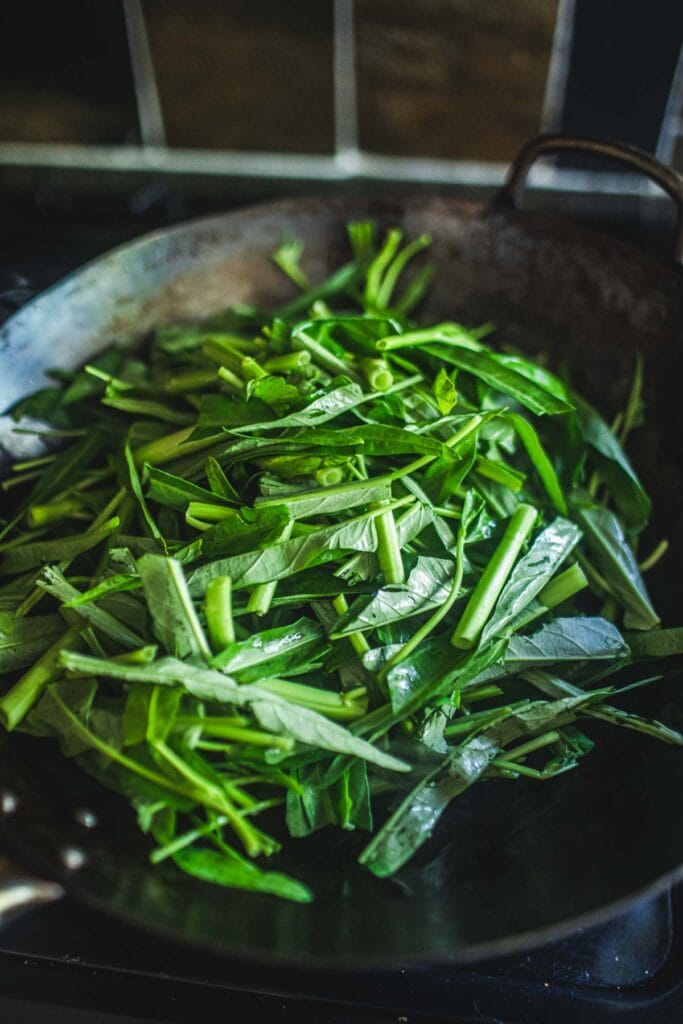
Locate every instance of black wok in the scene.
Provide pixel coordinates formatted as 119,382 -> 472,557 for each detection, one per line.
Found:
0,135 -> 682,966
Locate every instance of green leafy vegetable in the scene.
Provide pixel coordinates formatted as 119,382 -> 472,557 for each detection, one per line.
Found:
0,220 -> 677,900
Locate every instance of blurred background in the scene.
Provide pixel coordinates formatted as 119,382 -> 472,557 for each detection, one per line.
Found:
0,0 -> 681,283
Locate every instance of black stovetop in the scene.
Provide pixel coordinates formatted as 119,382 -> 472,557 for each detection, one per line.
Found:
1,184 -> 682,1024
0,881 -> 682,1024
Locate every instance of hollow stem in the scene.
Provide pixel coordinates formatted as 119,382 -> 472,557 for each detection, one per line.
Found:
332,594 -> 370,657
371,500 -> 404,585
0,626 -> 82,731
205,576 -> 236,652
451,503 -> 538,649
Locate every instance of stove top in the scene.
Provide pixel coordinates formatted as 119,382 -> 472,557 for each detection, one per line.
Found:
1,184 -> 682,1024
0,882 -> 681,1023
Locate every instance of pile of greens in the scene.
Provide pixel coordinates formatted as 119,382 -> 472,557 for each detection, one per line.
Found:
1,222 -> 681,903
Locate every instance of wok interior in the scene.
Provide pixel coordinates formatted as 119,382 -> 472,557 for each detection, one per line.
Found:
1,196 -> 683,964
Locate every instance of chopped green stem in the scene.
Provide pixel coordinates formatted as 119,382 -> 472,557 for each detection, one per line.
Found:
314,466 -> 345,486
375,234 -> 431,309
186,513 -> 212,531
257,678 -> 367,721
639,539 -> 669,572
376,323 -> 477,352
205,576 -> 236,652
264,351 -> 311,373
180,717 -> 294,750
333,594 -> 371,656
537,563 -> 588,610
153,740 -> 264,856
247,519 -> 294,616
15,488 -> 127,620
12,454 -> 58,472
390,414 -> 484,482
200,339 -> 244,370
291,329 -> 361,382
452,503 -> 538,649
490,759 -> 548,779
186,502 -> 237,523
381,522 -> 466,679
431,505 -> 462,519
164,369 -> 219,394
444,705 -> 516,738
575,551 -> 613,597
217,365 -> 244,392
474,456 -> 525,492
365,228 -> 402,304
26,497 -> 87,529
360,358 -> 393,392
151,815 -> 228,864
134,428 -> 218,467
0,626 -> 82,730
110,645 -> 158,665
1,470 -> 43,491
240,356 -> 267,381
371,500 -> 405,585
460,684 -> 504,704
500,731 -> 561,763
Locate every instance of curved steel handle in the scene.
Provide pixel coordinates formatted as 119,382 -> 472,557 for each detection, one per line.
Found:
498,133 -> 683,265
0,854 -> 63,926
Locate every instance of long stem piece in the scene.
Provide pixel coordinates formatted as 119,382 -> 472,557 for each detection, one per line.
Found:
371,500 -> 405,585
451,503 -> 537,650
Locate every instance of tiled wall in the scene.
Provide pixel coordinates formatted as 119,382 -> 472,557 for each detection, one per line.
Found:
0,1 -> 680,175
355,0 -> 558,161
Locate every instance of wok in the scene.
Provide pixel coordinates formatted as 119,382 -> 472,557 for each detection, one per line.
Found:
0,135 -> 682,966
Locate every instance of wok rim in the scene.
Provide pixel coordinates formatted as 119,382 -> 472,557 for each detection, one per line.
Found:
1,189 -> 682,967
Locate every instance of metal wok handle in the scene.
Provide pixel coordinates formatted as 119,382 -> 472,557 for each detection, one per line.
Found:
0,854 -> 63,926
498,133 -> 683,265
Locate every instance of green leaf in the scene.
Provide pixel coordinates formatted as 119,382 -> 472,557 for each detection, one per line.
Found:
228,381 -> 366,433
175,505 -> 292,566
504,412 -> 567,514
359,733 -> 499,876
0,610 -> 65,674
186,510 -> 381,596
481,518 -> 581,641
146,467 -> 235,511
291,424 -> 456,460
173,846 -> 312,903
424,344 -> 574,416
122,439 -> 166,551
137,555 -> 211,660
205,457 -> 240,502
335,502 -> 435,585
247,376 -> 300,409
64,573 -> 142,607
197,394 -> 275,429
246,694 -> 409,772
0,517 -> 119,575
574,395 -> 650,530
625,628 -> 683,659
211,617 -> 326,680
255,477 -> 393,520
330,556 -> 456,637
576,505 -> 659,630
59,652 -> 410,773
286,759 -> 372,837
359,691 -> 603,876
433,368 -> 458,415
506,616 -> 629,664
37,566 -> 144,650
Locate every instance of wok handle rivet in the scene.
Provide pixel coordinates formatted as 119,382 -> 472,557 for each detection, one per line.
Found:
60,846 -> 86,871
74,807 -> 98,829
0,792 -> 17,815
